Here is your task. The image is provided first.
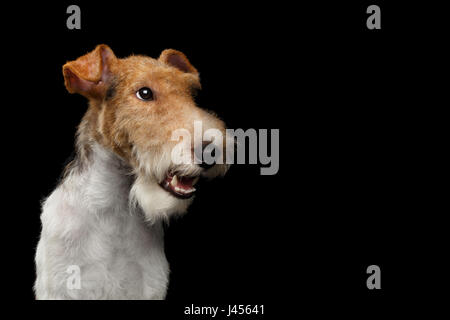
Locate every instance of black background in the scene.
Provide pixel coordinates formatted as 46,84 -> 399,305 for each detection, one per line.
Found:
4,0 -> 446,317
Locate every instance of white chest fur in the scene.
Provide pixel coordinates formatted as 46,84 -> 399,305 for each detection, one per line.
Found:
34,145 -> 169,299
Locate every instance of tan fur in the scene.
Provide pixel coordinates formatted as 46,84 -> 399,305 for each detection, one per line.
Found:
63,45 -> 225,179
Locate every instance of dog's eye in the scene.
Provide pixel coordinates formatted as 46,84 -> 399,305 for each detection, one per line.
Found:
136,87 -> 154,101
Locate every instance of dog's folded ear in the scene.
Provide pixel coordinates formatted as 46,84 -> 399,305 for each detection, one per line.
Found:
159,49 -> 198,75
63,44 -> 116,99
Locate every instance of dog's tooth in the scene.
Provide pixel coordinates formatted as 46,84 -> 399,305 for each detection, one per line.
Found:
192,177 -> 199,185
171,175 -> 178,187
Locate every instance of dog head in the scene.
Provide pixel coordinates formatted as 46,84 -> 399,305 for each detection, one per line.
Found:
63,45 -> 230,220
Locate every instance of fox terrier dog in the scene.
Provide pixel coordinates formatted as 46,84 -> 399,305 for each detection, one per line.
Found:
34,45 -> 229,299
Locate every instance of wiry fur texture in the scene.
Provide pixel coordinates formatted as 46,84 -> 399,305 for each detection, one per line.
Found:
35,144 -> 170,299
34,45 -> 228,299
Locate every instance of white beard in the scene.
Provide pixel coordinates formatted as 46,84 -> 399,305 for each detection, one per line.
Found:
130,175 -> 193,222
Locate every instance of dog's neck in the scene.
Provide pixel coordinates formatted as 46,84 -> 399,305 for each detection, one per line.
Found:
59,136 -> 167,239
37,136 -> 168,299
61,102 -> 135,215
64,141 -> 132,211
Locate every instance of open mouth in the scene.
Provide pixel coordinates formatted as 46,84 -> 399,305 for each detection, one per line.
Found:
159,173 -> 200,199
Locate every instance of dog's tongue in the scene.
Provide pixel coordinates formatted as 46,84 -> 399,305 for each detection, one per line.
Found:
161,174 -> 201,199
167,174 -> 199,191
177,176 -> 195,189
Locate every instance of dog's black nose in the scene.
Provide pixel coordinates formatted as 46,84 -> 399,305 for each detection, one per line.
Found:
197,142 -> 218,170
